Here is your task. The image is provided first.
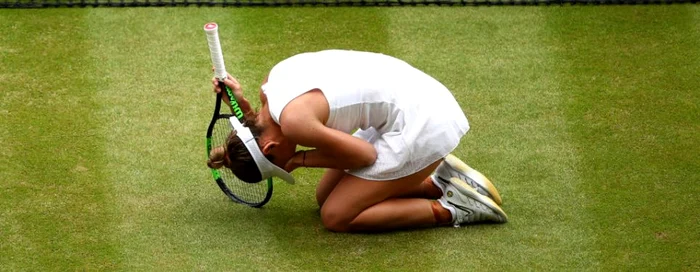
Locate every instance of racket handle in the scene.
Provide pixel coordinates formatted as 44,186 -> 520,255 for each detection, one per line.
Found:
204,22 -> 227,81
218,81 -> 246,122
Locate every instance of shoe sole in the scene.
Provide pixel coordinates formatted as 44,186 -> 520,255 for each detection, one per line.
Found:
449,177 -> 508,223
444,154 -> 503,205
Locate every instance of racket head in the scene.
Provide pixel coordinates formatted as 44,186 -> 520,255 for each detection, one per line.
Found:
206,105 -> 273,208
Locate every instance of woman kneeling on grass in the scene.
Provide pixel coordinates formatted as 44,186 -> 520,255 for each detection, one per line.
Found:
207,49 -> 507,232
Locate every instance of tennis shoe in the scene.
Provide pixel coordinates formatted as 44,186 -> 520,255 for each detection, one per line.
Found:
431,154 -> 503,205
438,177 -> 508,226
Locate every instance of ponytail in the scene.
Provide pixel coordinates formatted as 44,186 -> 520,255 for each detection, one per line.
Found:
207,146 -> 226,169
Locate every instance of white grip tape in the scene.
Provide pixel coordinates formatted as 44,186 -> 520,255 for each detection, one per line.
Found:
203,23 -> 227,81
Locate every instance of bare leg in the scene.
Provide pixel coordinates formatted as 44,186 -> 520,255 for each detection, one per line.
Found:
320,160 -> 452,232
317,170 -> 443,209
316,168 -> 346,207
397,176 -> 443,199
349,198 -> 438,231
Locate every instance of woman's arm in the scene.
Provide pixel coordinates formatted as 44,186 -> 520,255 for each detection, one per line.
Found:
283,131 -> 377,172
212,74 -> 255,121
279,90 -> 377,172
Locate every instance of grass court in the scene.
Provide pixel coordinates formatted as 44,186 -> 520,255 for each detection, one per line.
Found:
1,5 -> 698,271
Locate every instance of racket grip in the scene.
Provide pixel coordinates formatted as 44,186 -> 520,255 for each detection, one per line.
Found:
204,22 -> 227,81
219,81 -> 246,122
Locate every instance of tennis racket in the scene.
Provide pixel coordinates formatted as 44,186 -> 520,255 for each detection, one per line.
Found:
204,22 -> 273,208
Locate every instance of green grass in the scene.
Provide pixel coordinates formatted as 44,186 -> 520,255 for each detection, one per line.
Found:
1,5 -> 698,271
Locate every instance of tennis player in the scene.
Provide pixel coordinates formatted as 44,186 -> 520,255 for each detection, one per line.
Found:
208,50 -> 507,232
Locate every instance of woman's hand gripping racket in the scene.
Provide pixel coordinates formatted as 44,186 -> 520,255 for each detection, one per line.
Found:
204,22 -> 273,208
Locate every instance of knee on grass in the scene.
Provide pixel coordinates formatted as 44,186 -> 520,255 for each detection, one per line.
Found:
320,206 -> 356,233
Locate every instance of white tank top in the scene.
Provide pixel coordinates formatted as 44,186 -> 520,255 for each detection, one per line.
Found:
261,50 -> 469,179
262,50 -> 465,133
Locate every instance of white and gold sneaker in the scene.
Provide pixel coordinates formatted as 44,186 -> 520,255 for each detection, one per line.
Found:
438,177 -> 508,226
431,154 -> 503,205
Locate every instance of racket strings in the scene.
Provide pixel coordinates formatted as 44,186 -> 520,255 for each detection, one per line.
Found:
212,116 -> 269,204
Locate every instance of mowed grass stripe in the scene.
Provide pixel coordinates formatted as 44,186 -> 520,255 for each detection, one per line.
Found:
386,7 -> 599,270
547,6 -> 700,270
0,10 -> 118,270
85,8 -> 241,270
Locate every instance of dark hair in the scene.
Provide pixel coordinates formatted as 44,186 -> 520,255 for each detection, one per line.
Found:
207,116 -> 273,183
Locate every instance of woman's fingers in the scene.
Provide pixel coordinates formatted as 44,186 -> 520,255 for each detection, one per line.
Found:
210,71 -> 243,96
211,77 -> 222,93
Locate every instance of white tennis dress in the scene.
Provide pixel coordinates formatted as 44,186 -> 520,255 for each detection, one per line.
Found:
262,50 -> 469,181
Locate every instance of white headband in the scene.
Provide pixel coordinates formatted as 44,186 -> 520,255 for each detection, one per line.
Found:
229,117 -> 296,185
